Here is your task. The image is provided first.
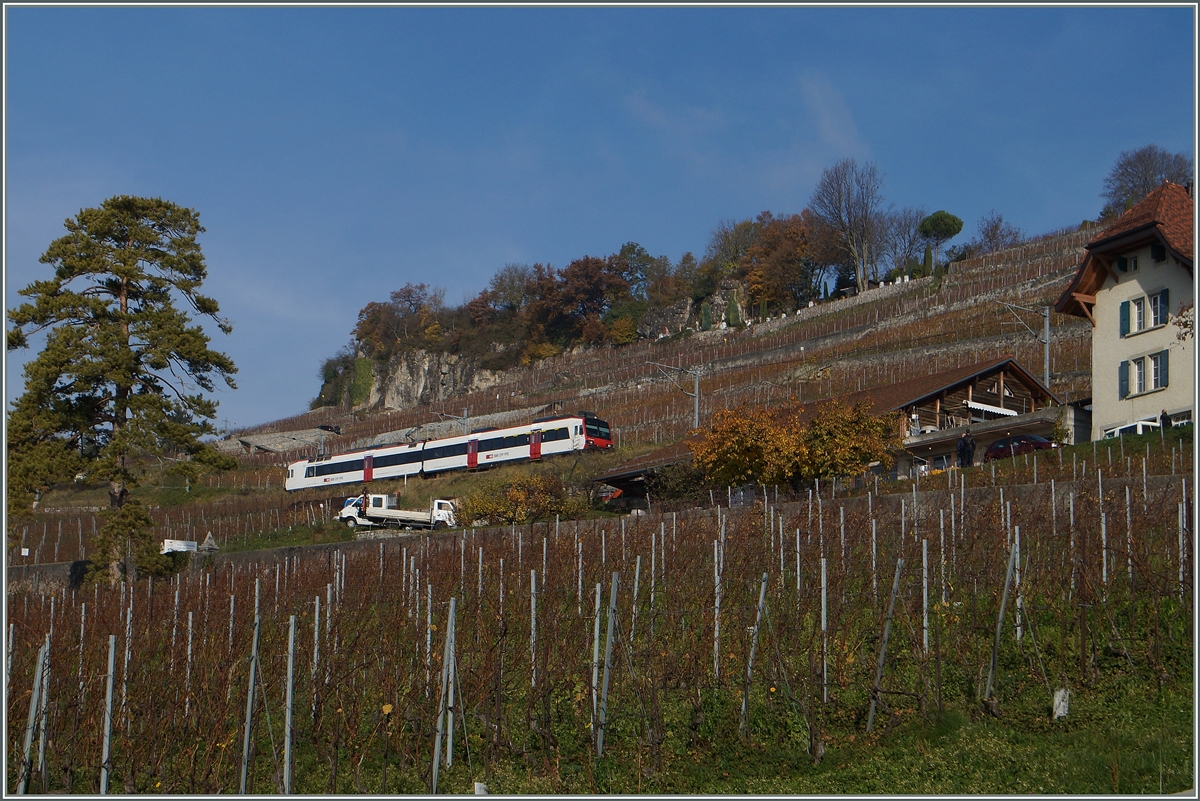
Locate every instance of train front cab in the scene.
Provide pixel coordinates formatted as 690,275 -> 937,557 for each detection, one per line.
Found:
583,416 -> 613,449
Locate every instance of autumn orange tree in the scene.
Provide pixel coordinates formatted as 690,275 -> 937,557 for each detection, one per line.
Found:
796,400 -> 902,479
456,473 -> 588,526
689,400 -> 901,487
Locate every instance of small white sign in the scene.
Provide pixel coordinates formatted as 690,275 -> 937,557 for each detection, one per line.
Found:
21,548 -> 29,557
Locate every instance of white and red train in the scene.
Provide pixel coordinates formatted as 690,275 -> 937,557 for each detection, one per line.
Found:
284,413 -> 613,492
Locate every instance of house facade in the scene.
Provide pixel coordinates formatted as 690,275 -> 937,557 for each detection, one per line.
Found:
1056,181 -> 1194,440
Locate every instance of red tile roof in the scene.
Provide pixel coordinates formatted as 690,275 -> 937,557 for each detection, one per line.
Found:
1057,181 -> 1194,318
1087,181 -> 1194,260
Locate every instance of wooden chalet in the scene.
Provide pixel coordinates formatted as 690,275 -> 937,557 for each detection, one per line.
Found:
595,356 -> 1083,500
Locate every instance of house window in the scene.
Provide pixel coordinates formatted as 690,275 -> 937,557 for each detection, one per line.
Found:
1132,297 -> 1145,332
1133,357 -> 1146,394
1129,256 -> 1138,272
1150,289 -> 1170,326
1150,351 -> 1169,389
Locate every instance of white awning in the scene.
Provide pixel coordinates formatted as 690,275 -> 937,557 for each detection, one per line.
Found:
965,399 -> 1018,417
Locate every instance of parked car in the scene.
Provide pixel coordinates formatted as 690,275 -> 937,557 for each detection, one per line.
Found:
982,434 -> 1058,463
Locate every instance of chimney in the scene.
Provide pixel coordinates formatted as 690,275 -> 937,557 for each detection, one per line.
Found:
1187,179 -> 1194,198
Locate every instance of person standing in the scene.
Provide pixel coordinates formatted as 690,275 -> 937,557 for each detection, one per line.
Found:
956,431 -> 970,468
1160,409 -> 1172,430
965,430 -> 976,467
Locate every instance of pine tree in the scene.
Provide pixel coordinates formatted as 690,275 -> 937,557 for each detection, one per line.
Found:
7,196 -> 238,583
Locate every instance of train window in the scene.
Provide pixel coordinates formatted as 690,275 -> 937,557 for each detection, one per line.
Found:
376,449 -> 423,467
305,467 -> 315,478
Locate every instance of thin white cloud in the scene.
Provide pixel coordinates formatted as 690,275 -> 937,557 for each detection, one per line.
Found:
797,71 -> 869,158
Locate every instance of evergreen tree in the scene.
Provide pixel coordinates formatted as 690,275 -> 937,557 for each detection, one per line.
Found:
7,196 -> 237,583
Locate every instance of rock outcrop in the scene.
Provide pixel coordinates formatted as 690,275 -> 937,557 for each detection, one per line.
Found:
637,297 -> 693,339
365,349 -> 505,412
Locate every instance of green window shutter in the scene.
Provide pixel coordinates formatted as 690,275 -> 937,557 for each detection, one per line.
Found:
1160,288 -> 1170,319
1119,301 -> 1130,337
1159,350 -> 1169,388
1118,360 -> 1129,399
1116,256 -> 1128,272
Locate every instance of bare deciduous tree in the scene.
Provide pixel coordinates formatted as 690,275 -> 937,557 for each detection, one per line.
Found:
1101,145 -> 1193,218
808,159 -> 885,292
882,206 -> 927,275
972,210 -> 1024,255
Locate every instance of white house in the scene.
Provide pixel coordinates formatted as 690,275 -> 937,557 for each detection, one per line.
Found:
1056,181 -> 1194,440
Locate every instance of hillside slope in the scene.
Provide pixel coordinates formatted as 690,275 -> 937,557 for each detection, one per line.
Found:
239,226 -> 1094,458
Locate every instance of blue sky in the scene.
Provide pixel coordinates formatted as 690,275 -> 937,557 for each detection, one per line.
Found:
5,6 -> 1195,430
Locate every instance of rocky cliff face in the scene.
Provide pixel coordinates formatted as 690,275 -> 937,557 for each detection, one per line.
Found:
361,281 -> 748,412
363,349 -> 505,412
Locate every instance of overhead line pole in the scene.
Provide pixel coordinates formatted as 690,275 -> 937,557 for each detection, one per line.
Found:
997,302 -> 1051,390
646,362 -> 703,428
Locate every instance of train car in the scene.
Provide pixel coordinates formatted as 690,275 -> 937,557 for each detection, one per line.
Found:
283,413 -> 613,492
285,440 -> 424,491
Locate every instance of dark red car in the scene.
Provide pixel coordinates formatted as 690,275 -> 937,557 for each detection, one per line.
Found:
982,434 -> 1058,463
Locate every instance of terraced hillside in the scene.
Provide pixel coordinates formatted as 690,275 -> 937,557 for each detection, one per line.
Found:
239,225 -> 1095,459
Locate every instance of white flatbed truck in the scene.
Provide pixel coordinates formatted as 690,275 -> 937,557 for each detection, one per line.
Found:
339,494 -> 457,530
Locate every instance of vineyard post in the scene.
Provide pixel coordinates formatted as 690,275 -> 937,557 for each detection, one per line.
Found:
739,572 -> 769,737
796,529 -> 801,595
821,556 -> 828,703
542,539 -> 547,591
6,622 -> 14,697
77,607 -> 86,705
1051,479 -> 1057,537
1069,493 -> 1076,595
171,585 -> 180,672
431,597 -> 457,793
283,615 -> 296,795
922,538 -> 929,652
1125,486 -> 1134,586
779,519 -> 785,589
478,547 -> 483,602
99,635 -> 116,795
239,614 -> 261,794
426,582 -> 433,698
713,540 -> 721,681
867,558 -> 903,733
1142,457 -> 1148,512
185,611 -> 194,721
630,556 -> 641,643
17,637 -> 47,794
985,546 -> 1017,705
447,602 -> 458,768
530,570 -> 537,690
939,512 -> 946,604
311,596 -> 320,720
1100,513 -> 1108,597
36,634 -> 51,786
1014,527 -> 1022,641
228,595 -> 236,654
1176,501 -> 1185,599
591,583 -> 602,727
597,572 -> 618,758
577,543 -> 583,616
653,525 -> 660,617
121,595 -> 132,733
